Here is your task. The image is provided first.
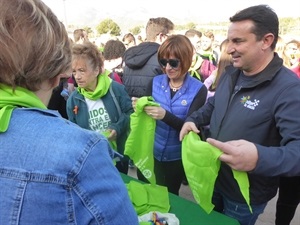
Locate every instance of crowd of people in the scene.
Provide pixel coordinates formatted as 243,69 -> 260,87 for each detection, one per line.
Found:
1,0 -> 300,224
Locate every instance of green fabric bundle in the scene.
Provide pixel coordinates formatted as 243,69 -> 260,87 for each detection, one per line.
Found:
124,96 -> 159,185
182,132 -> 252,214
126,180 -> 170,216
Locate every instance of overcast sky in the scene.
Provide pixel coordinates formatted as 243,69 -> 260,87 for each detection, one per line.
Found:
42,0 -> 299,31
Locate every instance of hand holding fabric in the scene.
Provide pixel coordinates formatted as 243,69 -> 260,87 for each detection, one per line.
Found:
179,121 -> 200,141
206,138 -> 258,171
144,106 -> 166,120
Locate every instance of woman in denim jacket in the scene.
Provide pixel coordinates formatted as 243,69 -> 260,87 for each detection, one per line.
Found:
0,0 -> 138,224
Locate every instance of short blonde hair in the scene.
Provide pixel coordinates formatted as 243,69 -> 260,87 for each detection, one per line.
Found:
72,42 -> 104,71
0,0 -> 72,91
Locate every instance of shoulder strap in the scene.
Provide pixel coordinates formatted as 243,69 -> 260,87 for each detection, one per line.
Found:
109,85 -> 122,117
109,72 -> 115,81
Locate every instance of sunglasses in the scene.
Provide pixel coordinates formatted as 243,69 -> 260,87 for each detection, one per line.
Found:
159,58 -> 180,69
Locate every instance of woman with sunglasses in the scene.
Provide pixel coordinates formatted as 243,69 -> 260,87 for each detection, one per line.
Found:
136,34 -> 208,195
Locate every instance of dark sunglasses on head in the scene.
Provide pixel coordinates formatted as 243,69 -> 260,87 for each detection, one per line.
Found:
159,58 -> 180,69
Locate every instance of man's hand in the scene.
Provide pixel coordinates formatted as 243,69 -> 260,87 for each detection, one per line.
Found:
179,122 -> 200,141
207,138 -> 258,171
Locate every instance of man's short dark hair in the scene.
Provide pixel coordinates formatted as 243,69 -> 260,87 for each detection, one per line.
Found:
230,4 -> 279,50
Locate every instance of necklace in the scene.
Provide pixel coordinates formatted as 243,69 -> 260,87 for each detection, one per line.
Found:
169,82 -> 183,92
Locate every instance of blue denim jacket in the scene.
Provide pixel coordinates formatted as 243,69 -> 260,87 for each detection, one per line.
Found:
0,108 -> 139,225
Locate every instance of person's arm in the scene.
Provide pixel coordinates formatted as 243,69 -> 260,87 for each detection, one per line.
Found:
185,94 -> 214,127
162,85 -> 207,131
252,82 -> 300,176
145,78 -> 153,96
179,95 -> 215,141
207,81 -> 300,176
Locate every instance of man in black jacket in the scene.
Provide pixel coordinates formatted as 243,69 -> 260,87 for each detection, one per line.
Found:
179,5 -> 300,225
122,17 -> 174,98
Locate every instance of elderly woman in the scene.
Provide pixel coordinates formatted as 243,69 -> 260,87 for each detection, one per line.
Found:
67,42 -> 133,174
0,0 -> 138,224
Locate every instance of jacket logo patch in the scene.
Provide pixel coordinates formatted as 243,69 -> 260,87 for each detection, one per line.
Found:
240,96 -> 260,110
181,100 -> 187,106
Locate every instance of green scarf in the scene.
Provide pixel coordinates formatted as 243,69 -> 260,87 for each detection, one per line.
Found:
0,83 -> 47,133
77,69 -> 112,100
189,54 -> 203,80
124,96 -> 160,185
182,132 -> 252,214
200,50 -> 216,63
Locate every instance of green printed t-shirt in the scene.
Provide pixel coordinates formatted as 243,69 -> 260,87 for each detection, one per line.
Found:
124,96 -> 159,185
182,132 -> 251,213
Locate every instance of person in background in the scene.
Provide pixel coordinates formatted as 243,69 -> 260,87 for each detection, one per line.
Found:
291,58 -> 300,78
48,78 -> 69,119
132,34 -> 207,195
184,29 -> 202,53
137,35 -> 144,45
204,39 -> 231,100
73,28 -> 89,44
191,30 -> 218,82
275,38 -> 300,225
179,5 -> 300,225
200,31 -> 219,67
0,0 -> 139,224
185,29 -> 205,82
285,39 -> 300,67
185,29 -> 202,53
275,36 -> 291,67
67,42 -> 133,175
103,39 -> 125,83
122,17 -> 174,98
122,32 -> 136,49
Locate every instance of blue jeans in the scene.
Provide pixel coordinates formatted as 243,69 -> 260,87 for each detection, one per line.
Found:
212,191 -> 267,225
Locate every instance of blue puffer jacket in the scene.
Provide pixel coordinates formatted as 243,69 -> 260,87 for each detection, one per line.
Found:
152,74 -> 203,161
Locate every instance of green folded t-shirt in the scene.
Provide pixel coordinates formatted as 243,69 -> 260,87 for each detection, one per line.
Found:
182,132 -> 252,213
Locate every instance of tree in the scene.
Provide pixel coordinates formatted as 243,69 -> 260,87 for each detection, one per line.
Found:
96,19 -> 121,36
186,22 -> 197,30
83,26 -> 94,38
129,26 -> 142,35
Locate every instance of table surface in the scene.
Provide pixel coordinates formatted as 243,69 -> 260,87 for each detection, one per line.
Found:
121,173 -> 240,225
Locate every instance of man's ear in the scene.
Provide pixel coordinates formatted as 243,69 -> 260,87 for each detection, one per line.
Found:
262,33 -> 275,50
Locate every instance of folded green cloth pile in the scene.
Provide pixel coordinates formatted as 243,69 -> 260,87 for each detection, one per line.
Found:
126,180 -> 170,216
